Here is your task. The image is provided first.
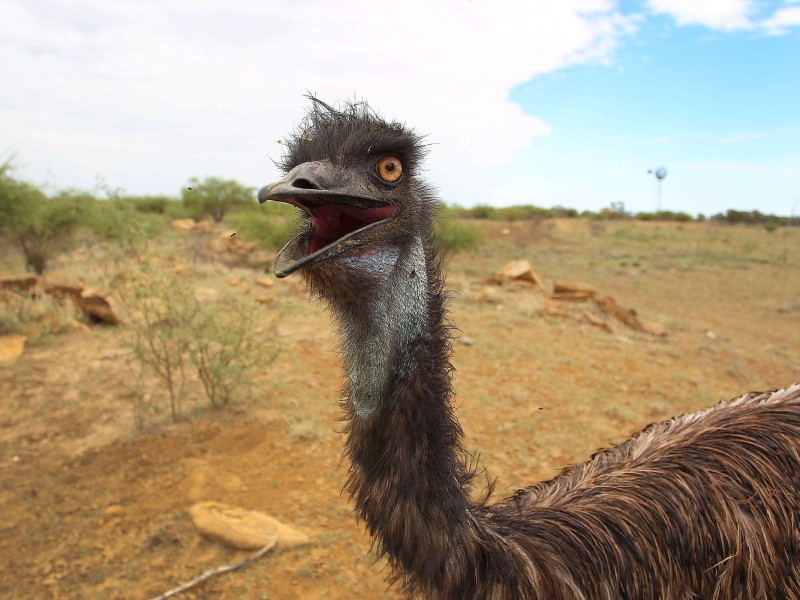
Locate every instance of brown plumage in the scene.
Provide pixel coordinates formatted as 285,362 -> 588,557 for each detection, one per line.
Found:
259,98 -> 800,599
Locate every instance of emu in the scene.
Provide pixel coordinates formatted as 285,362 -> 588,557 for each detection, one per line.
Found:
258,98 -> 800,599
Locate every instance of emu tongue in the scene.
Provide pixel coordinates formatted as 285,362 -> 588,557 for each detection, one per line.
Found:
309,204 -> 397,255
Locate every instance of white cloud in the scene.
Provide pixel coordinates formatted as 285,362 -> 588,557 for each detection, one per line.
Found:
648,0 -> 800,34
762,6 -> 800,34
0,0 -> 636,204
648,0 -> 753,30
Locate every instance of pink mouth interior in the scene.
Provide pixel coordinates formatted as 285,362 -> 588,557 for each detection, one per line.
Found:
308,204 -> 397,255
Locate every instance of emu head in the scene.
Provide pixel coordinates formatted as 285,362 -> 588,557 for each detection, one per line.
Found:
258,99 -> 437,288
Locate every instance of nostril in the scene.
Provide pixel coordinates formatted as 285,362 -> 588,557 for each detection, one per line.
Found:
291,178 -> 319,190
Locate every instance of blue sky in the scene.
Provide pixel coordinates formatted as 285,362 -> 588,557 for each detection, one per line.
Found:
505,4 -> 800,215
1,0 -> 798,216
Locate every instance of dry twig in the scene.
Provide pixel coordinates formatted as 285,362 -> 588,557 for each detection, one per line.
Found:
148,539 -> 277,600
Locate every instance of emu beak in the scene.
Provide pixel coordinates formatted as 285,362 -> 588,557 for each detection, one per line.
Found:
258,161 -> 396,277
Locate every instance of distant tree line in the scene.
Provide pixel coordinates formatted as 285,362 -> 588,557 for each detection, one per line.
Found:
2,159 -> 794,274
446,202 -> 794,226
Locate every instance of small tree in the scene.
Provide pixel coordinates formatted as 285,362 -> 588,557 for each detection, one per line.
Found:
0,162 -> 83,274
182,177 -> 253,223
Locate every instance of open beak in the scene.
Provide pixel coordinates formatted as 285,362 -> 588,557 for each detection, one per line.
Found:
257,161 -> 396,277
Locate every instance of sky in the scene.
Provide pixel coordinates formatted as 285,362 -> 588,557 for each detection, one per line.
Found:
1,0 -> 799,217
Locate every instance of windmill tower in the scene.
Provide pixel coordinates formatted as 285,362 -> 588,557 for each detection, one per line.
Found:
648,167 -> 667,213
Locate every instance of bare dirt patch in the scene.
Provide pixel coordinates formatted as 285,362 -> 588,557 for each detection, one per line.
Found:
1,220 -> 798,599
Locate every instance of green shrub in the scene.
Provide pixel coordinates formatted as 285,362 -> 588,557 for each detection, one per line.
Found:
0,165 -> 84,274
226,210 -> 296,251
124,268 -> 277,427
434,218 -> 484,256
182,177 -> 254,222
85,199 -> 164,258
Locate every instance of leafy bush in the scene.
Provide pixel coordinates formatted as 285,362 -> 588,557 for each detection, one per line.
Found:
124,267 -> 276,427
434,218 -> 484,256
86,200 -> 164,258
0,165 -> 84,274
226,209 -> 296,251
182,177 -> 254,222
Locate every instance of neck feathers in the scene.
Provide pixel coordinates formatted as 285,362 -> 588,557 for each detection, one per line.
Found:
313,237 -> 481,590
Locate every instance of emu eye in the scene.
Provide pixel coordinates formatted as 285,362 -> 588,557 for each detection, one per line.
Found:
377,156 -> 403,183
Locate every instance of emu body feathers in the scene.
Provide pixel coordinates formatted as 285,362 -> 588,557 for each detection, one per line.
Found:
260,99 -> 800,599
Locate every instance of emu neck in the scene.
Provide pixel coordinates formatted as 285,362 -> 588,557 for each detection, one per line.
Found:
320,237 -> 474,585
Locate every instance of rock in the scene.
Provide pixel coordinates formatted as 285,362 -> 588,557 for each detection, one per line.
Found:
189,501 -> 310,550
583,313 -> 612,333
170,218 -> 197,232
194,220 -> 215,233
553,282 -> 598,298
550,291 -> 594,302
80,289 -> 120,325
255,276 -> 275,288
496,260 -> 542,286
500,228 -> 511,235
0,335 -> 26,364
594,295 -> 666,336
475,286 -> 497,303
37,273 -> 84,302
640,320 -> 668,337
0,274 -> 38,293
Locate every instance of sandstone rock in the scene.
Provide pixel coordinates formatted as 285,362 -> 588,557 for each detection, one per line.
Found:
0,274 -> 38,293
594,295 -> 666,336
475,286 -> 497,303
496,260 -> 542,286
553,282 -> 598,298
255,276 -> 275,288
38,273 -> 84,302
171,218 -> 197,232
0,335 -> 26,364
583,313 -> 612,333
80,289 -> 120,325
550,291 -> 594,302
189,501 -> 310,550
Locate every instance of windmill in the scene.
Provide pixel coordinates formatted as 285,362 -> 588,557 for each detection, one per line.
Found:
647,167 -> 667,213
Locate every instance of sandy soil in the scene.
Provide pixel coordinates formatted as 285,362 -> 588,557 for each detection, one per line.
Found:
1,219 -> 798,599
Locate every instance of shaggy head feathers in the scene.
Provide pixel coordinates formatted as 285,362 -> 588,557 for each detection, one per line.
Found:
279,97 -> 428,176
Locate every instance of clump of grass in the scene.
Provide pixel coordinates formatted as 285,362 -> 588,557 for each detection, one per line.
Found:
0,291 -> 83,342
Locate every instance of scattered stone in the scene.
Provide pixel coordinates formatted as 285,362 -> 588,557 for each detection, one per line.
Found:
255,276 -> 275,288
594,295 -> 666,337
171,218 -> 197,232
553,282 -> 598,298
80,289 -> 120,325
0,334 -> 27,364
189,501 -> 310,551
194,220 -> 215,233
500,228 -> 511,236
0,273 -> 38,293
583,313 -> 612,333
550,291 -> 594,302
38,273 -> 84,302
496,260 -> 542,286
459,336 -> 474,346
475,286 -> 497,303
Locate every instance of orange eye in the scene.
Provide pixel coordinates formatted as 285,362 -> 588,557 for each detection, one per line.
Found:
377,156 -> 403,183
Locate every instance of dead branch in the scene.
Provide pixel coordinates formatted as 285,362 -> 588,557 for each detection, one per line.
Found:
148,539 -> 277,600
